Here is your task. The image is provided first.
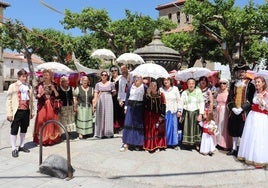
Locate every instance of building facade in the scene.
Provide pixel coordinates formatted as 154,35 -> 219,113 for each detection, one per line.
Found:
2,52 -> 44,90
0,1 -> 10,92
156,0 -> 193,33
155,0 -> 231,78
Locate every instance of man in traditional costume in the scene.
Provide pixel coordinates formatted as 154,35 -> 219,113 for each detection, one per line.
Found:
226,64 -> 255,156
6,69 -> 35,157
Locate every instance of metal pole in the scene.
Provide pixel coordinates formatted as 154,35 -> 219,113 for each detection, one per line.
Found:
39,120 -> 73,180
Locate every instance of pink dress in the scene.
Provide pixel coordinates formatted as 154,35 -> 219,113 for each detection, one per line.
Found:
215,91 -> 232,149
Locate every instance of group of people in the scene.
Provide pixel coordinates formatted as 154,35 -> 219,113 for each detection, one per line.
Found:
6,64 -> 268,169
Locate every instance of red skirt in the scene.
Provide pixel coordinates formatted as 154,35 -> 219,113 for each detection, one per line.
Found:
33,99 -> 61,146
143,111 -> 166,151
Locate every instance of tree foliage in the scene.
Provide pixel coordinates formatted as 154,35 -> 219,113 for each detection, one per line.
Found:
0,19 -> 75,85
180,0 -> 268,71
0,19 -> 40,84
61,8 -> 176,66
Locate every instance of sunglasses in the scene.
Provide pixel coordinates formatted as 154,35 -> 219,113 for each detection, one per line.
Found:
220,82 -> 227,85
111,69 -> 118,72
101,74 -> 108,77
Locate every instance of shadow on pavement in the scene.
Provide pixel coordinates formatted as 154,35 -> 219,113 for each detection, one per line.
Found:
108,168 -> 256,179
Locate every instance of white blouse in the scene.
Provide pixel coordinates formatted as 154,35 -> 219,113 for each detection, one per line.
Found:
128,83 -> 145,101
181,87 -> 205,114
160,86 -> 182,113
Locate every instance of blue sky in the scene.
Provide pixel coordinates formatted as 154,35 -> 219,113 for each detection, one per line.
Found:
3,0 -> 266,36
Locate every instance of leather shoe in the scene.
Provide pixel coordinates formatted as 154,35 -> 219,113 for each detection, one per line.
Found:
12,149 -> 19,158
226,149 -> 237,156
18,146 -> 30,153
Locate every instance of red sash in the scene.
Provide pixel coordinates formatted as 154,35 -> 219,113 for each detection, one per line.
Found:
251,104 -> 268,115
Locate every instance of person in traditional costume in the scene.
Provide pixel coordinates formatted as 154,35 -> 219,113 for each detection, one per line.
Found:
120,75 -> 147,151
92,71 -> 116,138
159,77 -> 182,149
109,66 -> 124,134
198,76 -> 214,118
58,76 -> 77,139
33,69 -> 62,146
180,78 -> 204,150
6,69 -> 35,157
118,65 -> 134,151
73,75 -> 94,139
214,78 -> 232,150
226,65 -> 255,156
143,80 -> 166,152
238,76 -> 268,168
199,113 -> 218,156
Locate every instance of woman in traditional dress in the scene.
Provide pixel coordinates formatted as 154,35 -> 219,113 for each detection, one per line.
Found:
214,78 -> 232,150
109,66 -> 124,133
33,69 -> 62,146
73,75 -> 94,139
143,80 -> 166,152
198,76 -> 214,118
180,78 -> 204,150
58,76 -> 77,139
92,71 -> 116,138
238,76 -> 268,169
159,77 -> 182,149
120,75 -> 146,151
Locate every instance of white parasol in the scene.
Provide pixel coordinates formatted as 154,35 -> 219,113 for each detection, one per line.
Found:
36,62 -> 75,74
91,49 -> 116,60
255,69 -> 268,84
175,67 -> 211,82
131,62 -> 169,79
116,53 -> 145,65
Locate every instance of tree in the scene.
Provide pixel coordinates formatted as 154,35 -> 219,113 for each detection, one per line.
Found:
0,19 -> 74,86
61,8 -> 176,61
33,28 -> 74,64
0,19 -> 40,85
181,0 -> 268,72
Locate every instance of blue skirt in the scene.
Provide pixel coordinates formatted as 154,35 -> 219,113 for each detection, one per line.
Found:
165,111 -> 179,146
123,105 -> 144,146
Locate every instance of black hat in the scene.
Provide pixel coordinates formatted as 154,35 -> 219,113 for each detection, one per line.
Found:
233,64 -> 250,71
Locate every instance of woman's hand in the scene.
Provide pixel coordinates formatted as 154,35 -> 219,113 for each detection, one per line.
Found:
37,85 -> 44,97
92,105 -> 96,113
51,85 -> 59,96
118,100 -> 124,107
158,116 -> 164,122
73,106 -> 78,113
177,111 -> 182,117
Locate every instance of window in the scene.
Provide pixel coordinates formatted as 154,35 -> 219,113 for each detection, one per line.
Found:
185,14 -> 189,23
10,69 -> 14,78
168,13 -> 172,20
177,12 -> 180,24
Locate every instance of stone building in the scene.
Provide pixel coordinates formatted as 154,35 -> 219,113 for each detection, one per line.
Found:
2,52 -> 44,90
155,0 -> 218,72
0,1 -> 10,92
156,0 -> 193,33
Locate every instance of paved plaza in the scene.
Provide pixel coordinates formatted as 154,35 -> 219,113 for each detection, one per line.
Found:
0,91 -> 267,188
